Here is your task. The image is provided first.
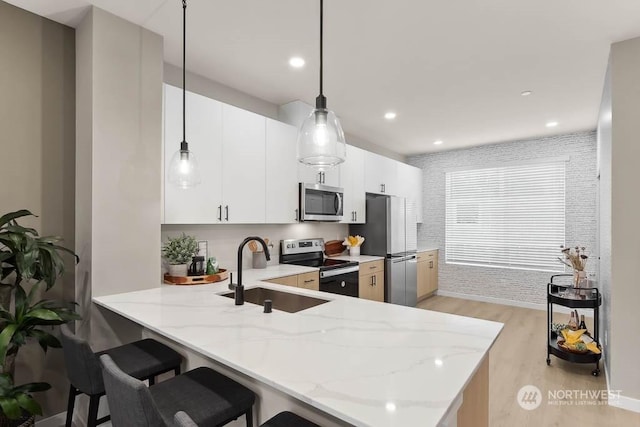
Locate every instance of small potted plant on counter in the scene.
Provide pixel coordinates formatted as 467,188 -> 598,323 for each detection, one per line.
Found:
0,209 -> 80,426
163,233 -> 198,277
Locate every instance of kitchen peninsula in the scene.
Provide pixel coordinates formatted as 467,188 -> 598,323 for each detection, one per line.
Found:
94,279 -> 503,427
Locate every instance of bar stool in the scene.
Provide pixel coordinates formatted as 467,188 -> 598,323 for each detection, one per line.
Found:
60,324 -> 182,427
174,410 -> 320,427
100,354 -> 256,427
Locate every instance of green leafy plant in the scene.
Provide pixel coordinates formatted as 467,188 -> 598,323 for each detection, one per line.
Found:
163,233 -> 198,265
0,374 -> 49,420
0,209 -> 79,421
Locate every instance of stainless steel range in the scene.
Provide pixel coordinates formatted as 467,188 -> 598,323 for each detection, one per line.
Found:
280,238 -> 359,297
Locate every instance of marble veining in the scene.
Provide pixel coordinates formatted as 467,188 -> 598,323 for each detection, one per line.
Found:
94,280 -> 502,427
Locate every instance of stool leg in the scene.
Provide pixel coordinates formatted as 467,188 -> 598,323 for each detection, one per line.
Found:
65,385 -> 76,427
174,365 -> 181,376
149,376 -> 155,386
87,395 -> 100,427
245,407 -> 253,427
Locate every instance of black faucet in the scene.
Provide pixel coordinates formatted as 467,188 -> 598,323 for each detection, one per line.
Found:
228,237 -> 271,305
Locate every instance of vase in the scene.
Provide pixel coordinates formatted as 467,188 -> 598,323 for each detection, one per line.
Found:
252,252 -> 267,269
168,264 -> 188,277
349,246 -> 360,257
0,413 -> 35,427
573,270 -> 586,288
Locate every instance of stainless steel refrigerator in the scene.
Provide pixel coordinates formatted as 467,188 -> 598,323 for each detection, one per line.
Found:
350,195 -> 418,306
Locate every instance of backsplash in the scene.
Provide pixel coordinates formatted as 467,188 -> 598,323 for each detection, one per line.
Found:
161,223 -> 348,273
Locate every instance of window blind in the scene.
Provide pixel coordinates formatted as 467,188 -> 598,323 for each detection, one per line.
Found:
445,160 -> 566,272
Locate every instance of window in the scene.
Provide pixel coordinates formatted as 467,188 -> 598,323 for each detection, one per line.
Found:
445,160 -> 566,272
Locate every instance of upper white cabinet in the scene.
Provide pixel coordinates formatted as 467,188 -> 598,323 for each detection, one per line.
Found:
397,162 -> 424,223
365,152 -> 398,195
340,145 -> 366,224
163,87 -> 423,225
298,164 -> 340,187
221,104 -> 266,223
163,85 -> 223,224
266,119 -> 298,223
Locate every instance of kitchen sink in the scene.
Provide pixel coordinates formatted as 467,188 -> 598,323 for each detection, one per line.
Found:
221,287 -> 329,313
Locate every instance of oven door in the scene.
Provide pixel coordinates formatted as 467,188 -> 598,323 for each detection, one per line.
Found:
319,267 -> 359,297
300,183 -> 344,221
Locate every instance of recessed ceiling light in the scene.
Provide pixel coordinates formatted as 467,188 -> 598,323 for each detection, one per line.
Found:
288,57 -> 305,68
546,121 -> 559,128
434,358 -> 444,367
433,140 -> 443,145
385,402 -> 396,412
384,112 -> 397,120
521,90 -> 533,96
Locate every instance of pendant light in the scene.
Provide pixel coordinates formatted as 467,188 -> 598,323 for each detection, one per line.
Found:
297,0 -> 346,168
168,0 -> 201,189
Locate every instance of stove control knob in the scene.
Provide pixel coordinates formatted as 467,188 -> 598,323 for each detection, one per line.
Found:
341,281 -> 346,288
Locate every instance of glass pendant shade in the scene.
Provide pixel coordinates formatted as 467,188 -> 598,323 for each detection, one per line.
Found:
168,145 -> 201,189
297,108 -> 346,168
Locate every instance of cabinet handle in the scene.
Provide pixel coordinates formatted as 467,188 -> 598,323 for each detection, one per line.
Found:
322,172 -> 326,184
217,205 -> 222,221
295,209 -> 298,221
373,275 -> 377,286
429,261 -> 433,268
304,279 -> 315,283
380,184 -> 384,193
370,276 -> 374,286
370,266 -> 376,270
355,211 -> 357,222
383,184 -> 386,193
225,205 -> 229,221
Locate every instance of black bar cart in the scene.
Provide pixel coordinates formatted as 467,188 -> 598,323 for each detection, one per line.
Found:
546,274 -> 602,376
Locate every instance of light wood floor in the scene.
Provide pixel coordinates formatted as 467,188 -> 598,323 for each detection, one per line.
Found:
417,295 -> 640,427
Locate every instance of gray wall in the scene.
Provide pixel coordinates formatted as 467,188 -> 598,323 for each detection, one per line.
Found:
599,36 -> 640,402
409,131 -> 597,306
0,1 -> 75,417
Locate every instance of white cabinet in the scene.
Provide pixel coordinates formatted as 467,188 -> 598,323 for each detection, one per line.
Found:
397,162 -> 424,223
163,85 -> 223,224
340,145 -> 366,224
365,152 -> 397,195
266,119 -> 298,223
298,164 -> 340,187
221,104 -> 266,224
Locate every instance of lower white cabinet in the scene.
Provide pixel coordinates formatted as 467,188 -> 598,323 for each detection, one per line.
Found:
340,145 -> 366,224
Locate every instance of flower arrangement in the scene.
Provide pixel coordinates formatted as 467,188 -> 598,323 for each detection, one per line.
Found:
342,235 -> 365,249
343,235 -> 365,256
557,245 -> 588,271
558,245 -> 589,287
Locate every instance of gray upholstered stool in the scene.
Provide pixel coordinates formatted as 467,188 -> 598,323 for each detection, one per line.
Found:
174,410 -> 320,427
100,354 -> 256,427
60,324 -> 182,427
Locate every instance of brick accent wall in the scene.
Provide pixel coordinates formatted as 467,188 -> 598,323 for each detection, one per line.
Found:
409,131 -> 597,305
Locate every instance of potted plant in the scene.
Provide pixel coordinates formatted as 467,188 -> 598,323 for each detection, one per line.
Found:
0,210 -> 80,426
163,233 -> 198,277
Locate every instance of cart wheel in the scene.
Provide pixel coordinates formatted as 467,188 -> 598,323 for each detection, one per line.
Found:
592,369 -> 600,377
546,358 -> 551,366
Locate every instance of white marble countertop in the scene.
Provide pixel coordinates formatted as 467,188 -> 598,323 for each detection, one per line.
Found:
326,254 -> 385,263
417,247 -> 439,253
94,280 -> 502,427
239,263 -> 319,281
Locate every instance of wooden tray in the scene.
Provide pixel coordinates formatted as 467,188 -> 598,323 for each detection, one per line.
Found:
164,269 -> 228,285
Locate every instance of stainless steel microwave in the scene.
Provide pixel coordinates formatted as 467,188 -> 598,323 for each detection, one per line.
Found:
299,183 -> 344,222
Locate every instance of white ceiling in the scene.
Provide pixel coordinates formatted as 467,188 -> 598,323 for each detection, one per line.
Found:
7,0 -> 640,155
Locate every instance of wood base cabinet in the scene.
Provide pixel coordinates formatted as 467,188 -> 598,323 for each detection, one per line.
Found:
359,260 -> 384,302
265,272 -> 319,291
417,250 -> 438,300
